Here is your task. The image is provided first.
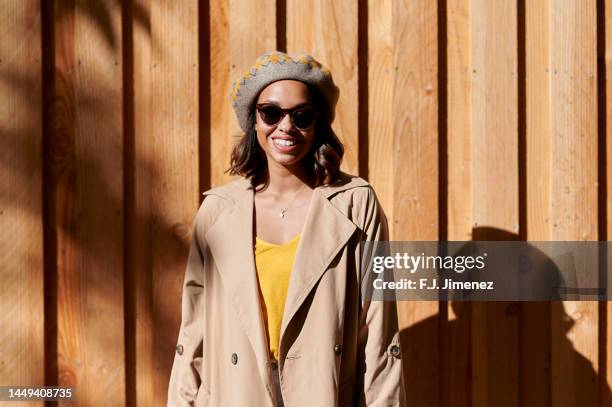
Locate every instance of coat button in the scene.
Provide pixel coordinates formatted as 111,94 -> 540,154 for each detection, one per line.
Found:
176,344 -> 184,356
231,353 -> 238,365
389,344 -> 401,358
334,344 -> 342,355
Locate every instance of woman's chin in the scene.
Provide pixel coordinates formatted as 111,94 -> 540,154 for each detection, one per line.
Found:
267,151 -> 303,167
274,159 -> 302,169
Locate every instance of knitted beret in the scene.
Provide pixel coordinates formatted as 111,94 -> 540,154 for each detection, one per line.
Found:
230,51 -> 339,133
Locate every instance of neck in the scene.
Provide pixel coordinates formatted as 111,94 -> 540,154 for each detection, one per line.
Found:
262,160 -> 312,197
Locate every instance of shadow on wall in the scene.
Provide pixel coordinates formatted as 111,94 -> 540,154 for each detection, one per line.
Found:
55,0 -> 152,49
398,227 -> 611,406
1,0 -> 194,403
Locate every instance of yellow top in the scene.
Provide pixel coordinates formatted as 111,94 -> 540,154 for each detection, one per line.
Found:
254,234 -> 300,360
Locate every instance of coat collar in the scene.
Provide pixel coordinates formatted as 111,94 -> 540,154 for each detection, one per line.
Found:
202,173 -> 366,386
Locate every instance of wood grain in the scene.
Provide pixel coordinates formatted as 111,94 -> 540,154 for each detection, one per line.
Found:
470,1 -> 519,406
447,0 -> 472,243
391,0 -> 440,405
286,0 -> 359,175
523,0 -> 552,405
146,1 -> 201,405
549,1 -> 599,406
131,0 -> 153,405
210,0 -> 231,187
367,0 -> 394,232
0,1 -> 44,403
445,0 -> 472,404
52,0 -> 125,405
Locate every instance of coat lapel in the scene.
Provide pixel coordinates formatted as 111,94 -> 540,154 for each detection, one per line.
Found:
203,180 -> 273,393
279,186 -> 358,351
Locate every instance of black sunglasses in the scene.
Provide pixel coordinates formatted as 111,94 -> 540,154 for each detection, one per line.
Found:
255,103 -> 318,130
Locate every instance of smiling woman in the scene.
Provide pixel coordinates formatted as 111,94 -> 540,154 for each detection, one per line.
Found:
167,51 -> 403,407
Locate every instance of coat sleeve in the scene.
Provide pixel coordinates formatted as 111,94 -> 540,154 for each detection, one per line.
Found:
356,187 -> 405,407
167,204 -> 209,406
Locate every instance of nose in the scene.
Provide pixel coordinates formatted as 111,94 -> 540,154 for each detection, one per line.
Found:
277,112 -> 294,132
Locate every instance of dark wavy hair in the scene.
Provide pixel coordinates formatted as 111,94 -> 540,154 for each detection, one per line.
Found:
227,84 -> 344,188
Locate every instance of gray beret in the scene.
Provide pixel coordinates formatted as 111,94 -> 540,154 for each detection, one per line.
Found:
230,51 -> 339,133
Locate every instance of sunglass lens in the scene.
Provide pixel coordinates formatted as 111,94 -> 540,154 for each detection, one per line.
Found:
259,106 -> 283,125
292,110 -> 315,129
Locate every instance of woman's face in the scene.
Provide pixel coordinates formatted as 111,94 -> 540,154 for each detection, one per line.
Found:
255,80 -> 316,169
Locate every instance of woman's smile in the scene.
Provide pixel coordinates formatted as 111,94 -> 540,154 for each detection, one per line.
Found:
271,135 -> 303,153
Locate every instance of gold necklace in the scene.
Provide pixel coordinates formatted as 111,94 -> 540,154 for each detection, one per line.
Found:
279,184 -> 307,219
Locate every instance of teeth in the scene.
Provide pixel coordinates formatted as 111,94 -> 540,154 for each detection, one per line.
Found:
274,139 -> 297,147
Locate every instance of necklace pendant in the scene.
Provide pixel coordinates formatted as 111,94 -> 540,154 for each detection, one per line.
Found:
277,184 -> 306,219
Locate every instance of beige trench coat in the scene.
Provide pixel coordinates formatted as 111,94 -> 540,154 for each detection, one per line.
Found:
167,172 -> 402,406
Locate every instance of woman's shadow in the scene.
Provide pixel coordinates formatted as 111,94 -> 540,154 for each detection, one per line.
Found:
398,227 -> 611,406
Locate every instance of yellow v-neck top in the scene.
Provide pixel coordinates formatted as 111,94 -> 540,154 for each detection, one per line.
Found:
254,234 -> 300,360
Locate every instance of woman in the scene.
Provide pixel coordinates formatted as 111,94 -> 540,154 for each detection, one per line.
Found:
168,51 -> 402,406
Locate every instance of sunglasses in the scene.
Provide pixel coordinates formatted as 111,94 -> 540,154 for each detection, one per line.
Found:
255,103 -> 318,130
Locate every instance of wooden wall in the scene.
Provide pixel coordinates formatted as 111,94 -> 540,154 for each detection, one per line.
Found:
1,0 -> 611,405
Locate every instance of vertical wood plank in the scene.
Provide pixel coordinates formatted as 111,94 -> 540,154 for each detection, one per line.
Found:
210,0 -> 275,187
549,1 -> 599,406
525,0 -> 552,243
391,0 -> 440,405
286,0 -> 359,174
210,0 -> 231,187
151,0 -> 200,402
131,1 -> 200,405
445,0 -> 472,404
470,0 -> 519,237
367,0 -> 394,229
470,1 -> 519,406
523,0 -> 552,405
52,0 -> 125,405
0,0 -> 44,400
447,0 -> 472,243
392,0 -> 439,243
368,1 -> 441,402
131,0 -> 153,405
